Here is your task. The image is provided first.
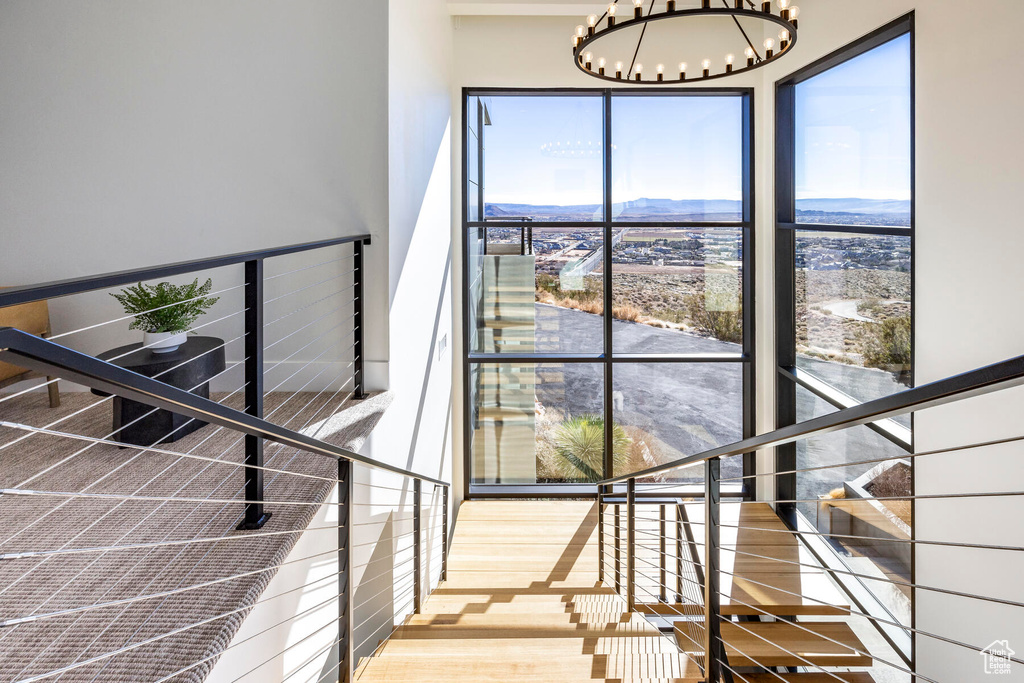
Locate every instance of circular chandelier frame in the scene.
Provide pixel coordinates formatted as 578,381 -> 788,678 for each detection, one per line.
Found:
573,1 -> 799,85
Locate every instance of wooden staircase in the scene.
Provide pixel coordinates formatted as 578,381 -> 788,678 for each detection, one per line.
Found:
352,500 -> 876,682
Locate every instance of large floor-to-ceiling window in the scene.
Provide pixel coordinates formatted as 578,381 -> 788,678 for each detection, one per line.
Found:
463,89 -> 753,496
775,14 -> 915,643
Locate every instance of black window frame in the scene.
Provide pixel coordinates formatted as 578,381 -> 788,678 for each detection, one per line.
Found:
461,86 -> 756,500
773,12 -> 916,666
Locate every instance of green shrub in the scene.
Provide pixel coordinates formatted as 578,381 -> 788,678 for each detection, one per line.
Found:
111,278 -> 219,333
684,292 -> 743,344
860,314 -> 912,385
552,414 -> 631,482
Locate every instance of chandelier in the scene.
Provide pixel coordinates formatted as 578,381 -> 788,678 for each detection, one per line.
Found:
572,0 -> 800,84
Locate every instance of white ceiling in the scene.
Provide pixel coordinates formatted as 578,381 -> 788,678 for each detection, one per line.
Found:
448,0 -> 602,16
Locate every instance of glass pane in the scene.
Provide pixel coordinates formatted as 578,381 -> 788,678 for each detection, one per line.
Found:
470,362 -> 604,484
481,95 -> 604,222
796,386 -> 912,625
795,34 -> 912,227
467,228 -> 604,354
612,95 -> 743,221
467,96 -> 482,221
612,227 -> 743,353
613,363 -> 743,480
795,231 -> 912,407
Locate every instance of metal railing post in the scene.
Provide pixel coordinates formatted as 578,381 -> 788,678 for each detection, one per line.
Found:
675,504 -> 683,604
413,478 -> 422,614
613,502 -> 621,594
597,486 -> 605,583
238,259 -> 270,530
659,503 -> 667,603
627,478 -> 636,611
352,240 -> 367,400
441,484 -> 449,582
338,459 -> 354,683
704,457 -> 728,682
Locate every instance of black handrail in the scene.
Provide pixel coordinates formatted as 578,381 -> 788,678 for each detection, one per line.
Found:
598,353 -> 1024,486
0,234 -> 372,308
0,327 -> 448,487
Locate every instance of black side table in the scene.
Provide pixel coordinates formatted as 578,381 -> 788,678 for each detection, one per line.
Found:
92,336 -> 226,446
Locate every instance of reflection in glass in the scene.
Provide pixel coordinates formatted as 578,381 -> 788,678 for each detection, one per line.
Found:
480,95 -> 604,222
470,363 -> 604,484
795,231 -> 911,404
468,228 -> 605,355
611,228 -> 743,353
612,95 -> 744,222
796,387 -> 912,625
613,363 -> 742,480
795,34 -> 911,227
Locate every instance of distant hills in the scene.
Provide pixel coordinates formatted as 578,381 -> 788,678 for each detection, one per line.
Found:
485,197 -> 910,222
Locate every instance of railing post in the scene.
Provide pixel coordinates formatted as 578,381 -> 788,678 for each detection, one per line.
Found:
597,486 -> 605,583
675,504 -> 683,604
659,503 -> 667,603
441,484 -> 449,582
238,259 -> 271,530
613,502 -> 621,594
413,478 -> 422,614
338,459 -> 353,683
704,457 -> 728,682
626,478 -> 636,611
353,239 -> 367,400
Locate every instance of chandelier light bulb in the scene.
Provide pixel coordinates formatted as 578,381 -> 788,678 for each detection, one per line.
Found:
725,54 -> 734,64
633,0 -> 643,7
778,0 -> 789,8
702,58 -> 711,77
633,0 -> 643,19
764,38 -> 775,50
575,25 -> 585,38
789,4 -> 799,26
656,63 -> 664,81
608,3 -> 616,15
588,14 -> 598,26
616,61 -> 624,70
679,62 -> 687,79
779,28 -> 790,49
599,57 -> 607,67
745,47 -> 755,57
635,62 -> 643,80
585,51 -> 594,62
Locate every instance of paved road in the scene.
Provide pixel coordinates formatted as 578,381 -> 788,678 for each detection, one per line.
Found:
525,304 -> 910,488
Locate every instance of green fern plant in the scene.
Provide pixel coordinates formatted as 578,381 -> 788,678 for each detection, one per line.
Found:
111,278 -> 219,333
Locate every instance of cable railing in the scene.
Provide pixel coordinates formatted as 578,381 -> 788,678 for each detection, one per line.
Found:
597,354 -> 1024,682
0,236 -> 449,683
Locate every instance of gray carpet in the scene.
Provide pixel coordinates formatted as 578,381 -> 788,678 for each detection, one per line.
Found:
0,389 -> 392,683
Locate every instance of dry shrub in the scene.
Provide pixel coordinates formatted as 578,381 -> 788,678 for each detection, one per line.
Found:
827,487 -> 846,499
612,304 -> 642,322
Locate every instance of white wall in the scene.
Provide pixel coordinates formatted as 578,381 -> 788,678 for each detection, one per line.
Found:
0,1 -> 389,391
452,2 -> 1024,678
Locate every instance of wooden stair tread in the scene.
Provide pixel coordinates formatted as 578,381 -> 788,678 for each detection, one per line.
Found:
676,621 -> 872,668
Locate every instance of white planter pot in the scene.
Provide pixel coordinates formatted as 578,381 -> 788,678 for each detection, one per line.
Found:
144,331 -> 188,354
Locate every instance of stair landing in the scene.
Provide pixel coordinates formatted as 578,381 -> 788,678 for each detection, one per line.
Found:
353,500 -> 700,682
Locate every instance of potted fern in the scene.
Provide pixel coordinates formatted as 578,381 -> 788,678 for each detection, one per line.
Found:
111,278 -> 219,353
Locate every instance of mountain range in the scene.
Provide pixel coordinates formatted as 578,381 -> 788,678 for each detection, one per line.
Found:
485,197 -> 910,219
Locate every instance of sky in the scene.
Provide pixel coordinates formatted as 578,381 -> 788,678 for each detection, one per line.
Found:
795,33 -> 911,201
475,33 -> 910,207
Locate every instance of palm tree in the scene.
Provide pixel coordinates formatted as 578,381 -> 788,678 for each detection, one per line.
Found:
552,414 -> 632,482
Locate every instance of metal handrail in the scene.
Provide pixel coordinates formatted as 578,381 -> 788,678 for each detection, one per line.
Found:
0,234 -> 372,308
0,326 -> 447,488
598,353 -> 1024,486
